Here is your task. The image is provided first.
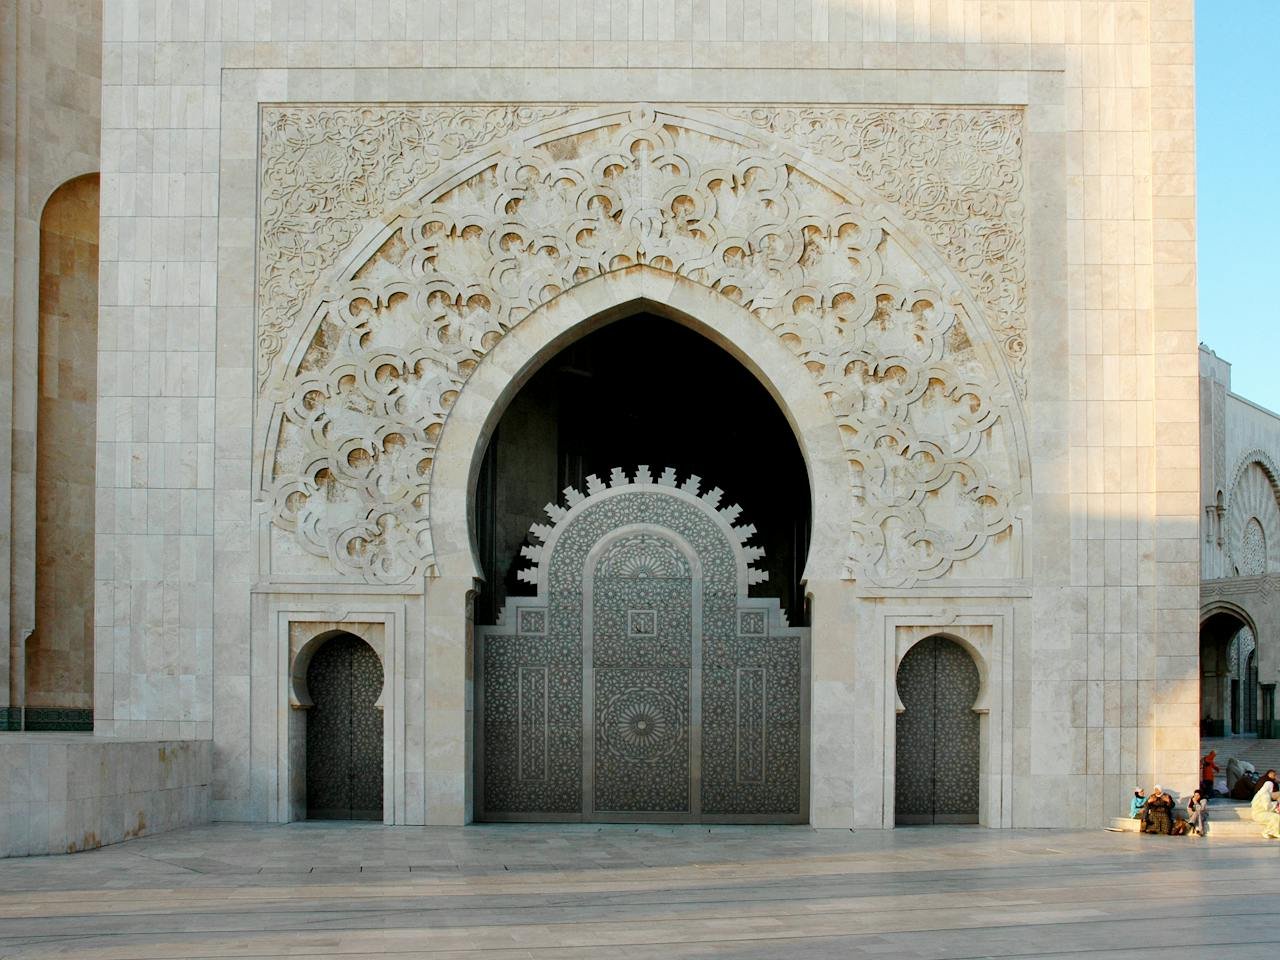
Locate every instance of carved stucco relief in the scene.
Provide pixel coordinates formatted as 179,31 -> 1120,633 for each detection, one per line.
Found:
258,104 -> 1029,587
1226,454 -> 1280,575
258,104 -> 576,385
725,107 -> 1026,384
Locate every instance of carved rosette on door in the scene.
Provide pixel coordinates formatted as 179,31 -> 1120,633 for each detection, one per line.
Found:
475,467 -> 810,822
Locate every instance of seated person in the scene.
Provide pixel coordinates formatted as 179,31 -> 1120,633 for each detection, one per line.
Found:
1251,780 -> 1280,840
1227,756 -> 1255,792
1186,789 -> 1208,836
1129,787 -> 1146,818
1142,785 -> 1175,835
1231,770 -> 1260,800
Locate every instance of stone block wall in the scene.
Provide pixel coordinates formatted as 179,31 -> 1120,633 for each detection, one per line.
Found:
1,0 -> 1200,830
0,736 -> 210,857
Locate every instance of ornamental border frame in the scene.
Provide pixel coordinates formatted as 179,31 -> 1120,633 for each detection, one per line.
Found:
211,65 -> 1068,827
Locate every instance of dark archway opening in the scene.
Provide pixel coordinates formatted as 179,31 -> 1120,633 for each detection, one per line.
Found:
895,636 -> 981,825
1200,611 -> 1255,738
473,313 -> 812,627
305,632 -> 385,820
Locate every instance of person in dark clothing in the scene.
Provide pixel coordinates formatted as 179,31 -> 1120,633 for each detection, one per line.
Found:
1142,785 -> 1174,835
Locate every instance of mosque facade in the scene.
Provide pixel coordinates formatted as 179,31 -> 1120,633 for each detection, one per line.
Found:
0,0 -> 1207,854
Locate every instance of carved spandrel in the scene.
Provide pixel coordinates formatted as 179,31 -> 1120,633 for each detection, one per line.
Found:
262,106 -> 1026,587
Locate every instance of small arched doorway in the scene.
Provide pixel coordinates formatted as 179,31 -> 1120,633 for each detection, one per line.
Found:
305,633 -> 385,820
895,636 -> 981,825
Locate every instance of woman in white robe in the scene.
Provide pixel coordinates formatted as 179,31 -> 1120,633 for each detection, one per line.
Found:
1251,780 -> 1280,839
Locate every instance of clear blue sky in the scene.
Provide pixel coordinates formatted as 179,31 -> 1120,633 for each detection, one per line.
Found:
1196,2 -> 1280,411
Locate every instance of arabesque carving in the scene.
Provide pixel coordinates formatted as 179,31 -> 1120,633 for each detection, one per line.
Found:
726,107 -> 1026,385
258,104 -> 574,386
262,105 -> 1026,586
1227,456 -> 1280,575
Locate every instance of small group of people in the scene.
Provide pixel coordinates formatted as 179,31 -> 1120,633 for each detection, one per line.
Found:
1129,766 -> 1280,840
1129,785 -> 1208,836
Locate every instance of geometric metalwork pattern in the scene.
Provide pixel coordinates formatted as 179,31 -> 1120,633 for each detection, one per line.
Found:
894,635 -> 980,824
305,633 -> 384,820
476,467 -> 808,822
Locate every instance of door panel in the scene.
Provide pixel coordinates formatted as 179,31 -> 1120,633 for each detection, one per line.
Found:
306,634 -> 384,820
895,636 -> 980,825
894,639 -> 936,823
589,535 -> 695,816
475,482 -> 809,823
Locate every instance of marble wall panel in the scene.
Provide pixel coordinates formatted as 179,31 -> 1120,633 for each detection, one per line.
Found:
0,735 -> 210,858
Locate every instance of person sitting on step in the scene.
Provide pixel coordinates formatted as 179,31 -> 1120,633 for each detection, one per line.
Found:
1227,756 -> 1255,796
1142,785 -> 1174,835
1185,789 -> 1208,837
1129,787 -> 1147,819
1250,780 -> 1280,840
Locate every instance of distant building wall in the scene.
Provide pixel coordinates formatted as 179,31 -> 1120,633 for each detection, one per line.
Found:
1200,344 -> 1280,735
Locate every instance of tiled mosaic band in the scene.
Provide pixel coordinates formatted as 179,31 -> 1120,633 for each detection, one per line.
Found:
0,708 -> 94,732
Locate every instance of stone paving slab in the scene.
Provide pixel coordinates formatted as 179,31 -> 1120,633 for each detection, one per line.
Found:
0,823 -> 1278,958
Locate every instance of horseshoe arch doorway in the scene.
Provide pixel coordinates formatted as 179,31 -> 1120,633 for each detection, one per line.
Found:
304,632 -> 385,820
894,636 -> 981,825
472,313 -> 812,822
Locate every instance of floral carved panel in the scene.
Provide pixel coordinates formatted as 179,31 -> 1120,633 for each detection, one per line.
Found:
1227,457 -> 1280,576
725,107 -> 1026,382
259,104 -> 1029,587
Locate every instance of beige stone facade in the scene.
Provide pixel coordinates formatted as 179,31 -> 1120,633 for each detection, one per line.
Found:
1199,346 -> 1280,738
1,0 -> 1202,843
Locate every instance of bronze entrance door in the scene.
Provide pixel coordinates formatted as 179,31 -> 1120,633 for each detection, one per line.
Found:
895,636 -> 980,825
305,633 -> 384,820
586,533 -> 697,816
475,469 -> 809,823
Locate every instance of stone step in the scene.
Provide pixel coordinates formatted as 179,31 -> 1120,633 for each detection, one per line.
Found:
1202,738 -> 1280,772
1108,816 -> 1272,838
1208,800 -> 1256,821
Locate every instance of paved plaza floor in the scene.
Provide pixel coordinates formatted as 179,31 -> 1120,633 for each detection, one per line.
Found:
1,822 -> 1278,959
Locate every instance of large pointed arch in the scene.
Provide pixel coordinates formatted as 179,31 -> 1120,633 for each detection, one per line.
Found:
430,266 -> 851,587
